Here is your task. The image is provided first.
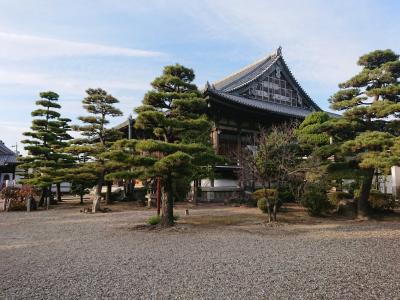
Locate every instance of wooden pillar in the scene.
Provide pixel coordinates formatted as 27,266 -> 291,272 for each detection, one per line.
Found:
156,177 -> 161,216
236,124 -> 242,165
128,114 -> 133,140
237,124 -> 243,190
211,126 -> 219,154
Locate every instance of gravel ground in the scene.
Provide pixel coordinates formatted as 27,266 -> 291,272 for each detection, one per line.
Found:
1,204 -> 400,299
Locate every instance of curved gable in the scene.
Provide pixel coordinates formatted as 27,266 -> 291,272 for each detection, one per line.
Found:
207,47 -> 321,114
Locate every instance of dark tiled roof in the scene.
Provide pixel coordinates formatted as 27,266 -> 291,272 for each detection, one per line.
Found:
326,111 -> 342,118
208,89 -> 313,118
213,52 -> 279,92
113,119 -> 130,130
210,47 -> 321,112
0,142 -> 17,166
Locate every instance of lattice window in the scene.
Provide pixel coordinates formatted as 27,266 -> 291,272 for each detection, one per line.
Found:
247,72 -> 304,108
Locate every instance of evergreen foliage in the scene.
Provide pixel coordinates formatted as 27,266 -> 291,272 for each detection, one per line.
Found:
51,117 -> 75,201
323,49 -> 400,218
20,91 -> 70,204
301,183 -> 331,216
296,111 -> 332,155
110,64 -> 220,226
70,88 -> 122,212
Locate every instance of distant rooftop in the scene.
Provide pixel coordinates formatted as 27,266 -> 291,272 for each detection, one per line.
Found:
0,140 -> 17,166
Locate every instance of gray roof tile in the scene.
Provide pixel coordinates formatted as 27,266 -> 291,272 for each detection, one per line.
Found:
0,142 -> 17,166
208,90 -> 313,118
213,52 -> 278,91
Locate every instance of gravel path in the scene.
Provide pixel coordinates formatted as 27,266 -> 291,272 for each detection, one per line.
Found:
1,204 -> 400,299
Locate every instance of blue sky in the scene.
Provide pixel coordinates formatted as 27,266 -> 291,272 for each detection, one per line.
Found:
0,0 -> 399,151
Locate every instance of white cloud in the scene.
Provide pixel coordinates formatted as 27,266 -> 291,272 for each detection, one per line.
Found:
0,122 -> 27,154
0,70 -> 150,94
0,31 -> 165,59
185,0 -> 387,87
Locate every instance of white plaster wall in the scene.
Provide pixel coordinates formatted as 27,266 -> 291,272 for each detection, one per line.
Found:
0,173 -> 13,188
391,166 -> 400,198
200,178 -> 238,188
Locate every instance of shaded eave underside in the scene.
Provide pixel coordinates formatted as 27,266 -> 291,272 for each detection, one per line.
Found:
206,89 -> 312,119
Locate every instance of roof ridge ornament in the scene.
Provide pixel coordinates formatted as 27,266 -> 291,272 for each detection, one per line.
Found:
276,46 -> 282,56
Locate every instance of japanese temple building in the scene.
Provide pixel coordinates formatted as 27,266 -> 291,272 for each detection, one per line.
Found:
205,47 -> 321,160
117,47 -> 331,201
199,47 -> 325,200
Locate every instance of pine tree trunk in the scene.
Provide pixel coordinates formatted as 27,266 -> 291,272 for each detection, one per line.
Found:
273,201 -> 277,222
80,193 -> 84,204
192,179 -> 197,205
92,174 -> 104,213
106,181 -> 112,204
39,187 -> 46,207
123,180 -> 128,200
56,183 -> 62,202
45,188 -> 50,209
156,177 -> 161,216
131,180 -> 136,201
358,169 -> 374,220
161,179 -> 174,227
266,201 -> 272,223
263,187 -> 272,223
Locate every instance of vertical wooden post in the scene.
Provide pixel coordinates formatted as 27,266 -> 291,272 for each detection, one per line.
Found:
156,177 -> 161,216
26,196 -> 31,212
212,127 -> 219,154
237,125 -> 243,189
237,131 -> 242,158
128,114 -> 133,139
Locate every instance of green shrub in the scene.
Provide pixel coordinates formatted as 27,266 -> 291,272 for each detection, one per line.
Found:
257,198 -> 267,213
224,193 -> 257,207
253,189 -> 281,213
278,186 -> 295,202
252,188 -> 278,200
301,184 -> 330,216
327,191 -> 352,207
354,189 -> 395,211
148,215 -> 161,225
342,181 -> 358,197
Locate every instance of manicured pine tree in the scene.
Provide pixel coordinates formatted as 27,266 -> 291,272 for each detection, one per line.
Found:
64,139 -> 98,204
296,111 -> 332,156
326,49 -> 400,219
104,139 -> 154,198
133,64 -> 219,226
20,91 -> 63,206
52,117 -> 74,202
72,88 -> 122,212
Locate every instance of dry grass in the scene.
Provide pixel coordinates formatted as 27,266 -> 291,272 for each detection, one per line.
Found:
33,196 -> 400,230
179,213 -> 265,227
